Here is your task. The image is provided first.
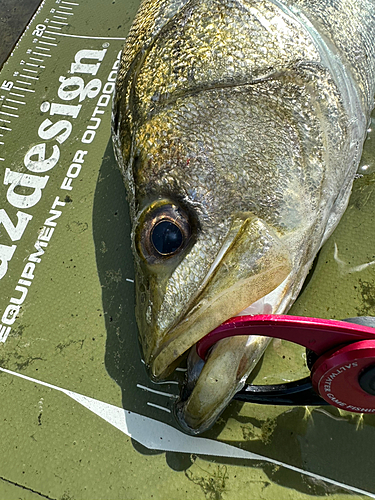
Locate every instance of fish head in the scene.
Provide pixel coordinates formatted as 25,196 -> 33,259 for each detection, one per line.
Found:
112,0 -> 354,433
122,85 -> 310,382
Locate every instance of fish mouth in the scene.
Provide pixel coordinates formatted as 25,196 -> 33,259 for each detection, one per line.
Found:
174,278 -> 291,434
145,215 -> 292,382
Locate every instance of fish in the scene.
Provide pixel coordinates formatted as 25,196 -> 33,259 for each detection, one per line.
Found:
112,0 -> 375,434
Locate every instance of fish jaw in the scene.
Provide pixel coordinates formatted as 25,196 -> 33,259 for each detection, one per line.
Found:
176,335 -> 271,435
137,214 -> 292,380
175,279 -> 291,435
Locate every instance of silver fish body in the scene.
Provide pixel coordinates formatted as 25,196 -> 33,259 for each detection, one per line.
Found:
112,0 -> 375,434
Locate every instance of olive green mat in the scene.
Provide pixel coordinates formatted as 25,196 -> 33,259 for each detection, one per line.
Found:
0,1 -> 375,498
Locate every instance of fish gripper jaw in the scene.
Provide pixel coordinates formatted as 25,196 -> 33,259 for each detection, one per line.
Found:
196,315 -> 375,413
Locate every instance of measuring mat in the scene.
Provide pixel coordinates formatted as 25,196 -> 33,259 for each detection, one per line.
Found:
1,1 -> 375,499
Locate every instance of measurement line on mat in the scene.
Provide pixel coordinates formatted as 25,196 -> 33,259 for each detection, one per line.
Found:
0,111 -> 18,118
26,62 -> 45,68
136,384 -> 178,399
6,99 -> 25,105
39,41 -> 57,46
19,75 -> 39,81
13,86 -> 35,93
45,31 -> 127,40
147,402 -> 171,413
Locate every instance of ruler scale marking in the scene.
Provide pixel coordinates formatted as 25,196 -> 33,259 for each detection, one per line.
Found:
20,75 -> 39,81
6,99 -> 25,105
39,41 -> 57,46
33,51 -> 51,57
13,86 -> 35,92
45,31 -> 127,40
0,111 -> 19,118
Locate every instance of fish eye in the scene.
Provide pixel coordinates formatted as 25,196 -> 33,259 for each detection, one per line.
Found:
137,201 -> 192,264
151,220 -> 183,255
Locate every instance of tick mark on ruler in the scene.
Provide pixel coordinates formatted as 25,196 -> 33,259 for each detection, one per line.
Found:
20,75 -> 39,81
13,86 -> 35,93
136,384 -> 178,399
39,41 -> 57,46
45,32 -> 127,40
0,111 -> 19,118
6,99 -> 25,105
147,403 -> 171,413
